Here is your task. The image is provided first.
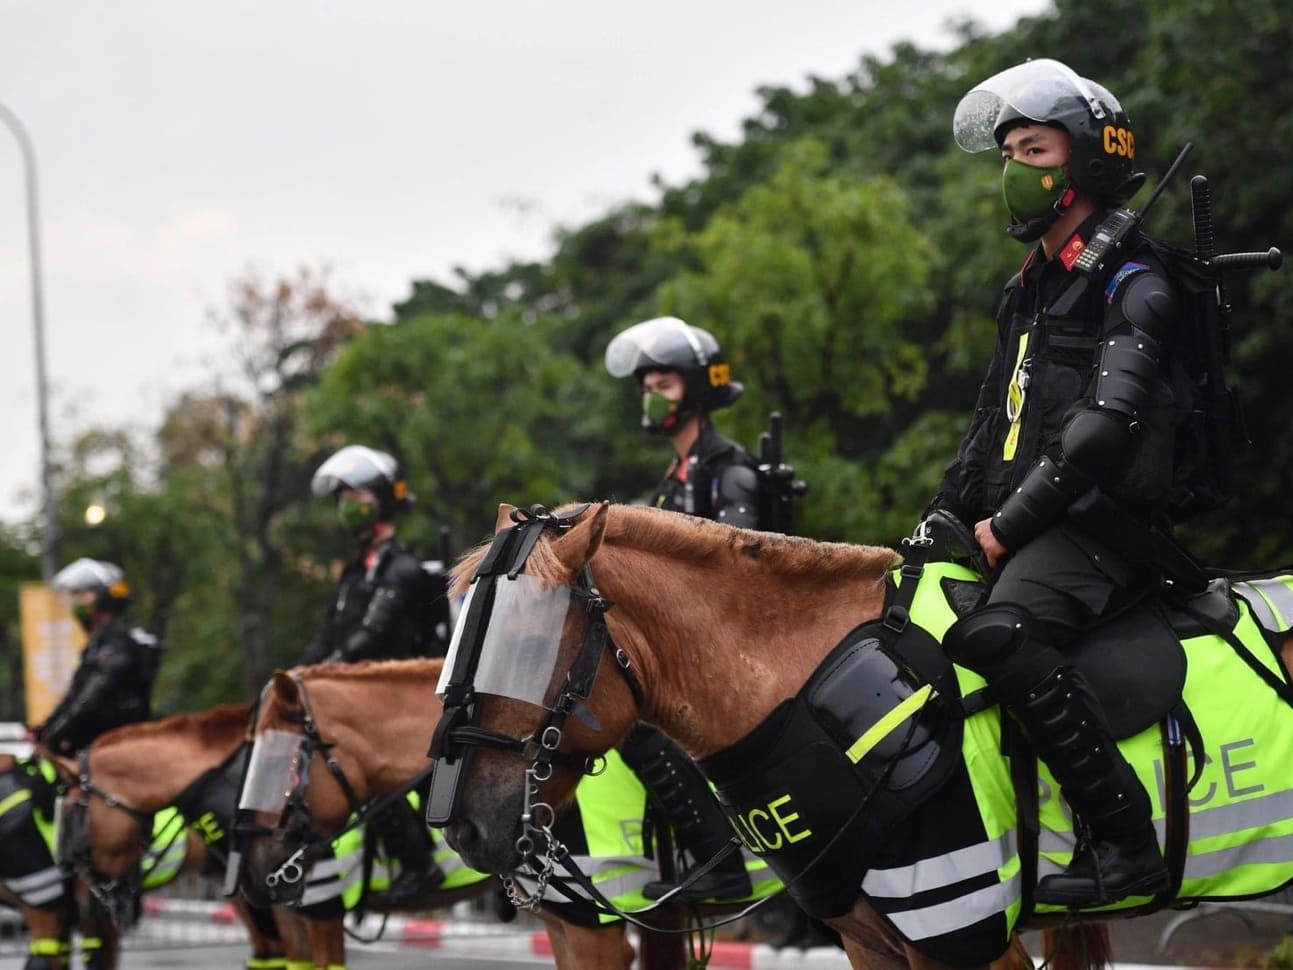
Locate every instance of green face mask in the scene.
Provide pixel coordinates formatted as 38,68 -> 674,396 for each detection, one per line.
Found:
642,391 -> 683,435
72,603 -> 95,632
1002,158 -> 1068,221
337,497 -> 378,534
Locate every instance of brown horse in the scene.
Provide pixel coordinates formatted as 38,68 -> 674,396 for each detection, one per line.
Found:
53,707 -> 314,969
0,752 -> 119,970
438,502 -> 1293,970
249,657 -> 769,970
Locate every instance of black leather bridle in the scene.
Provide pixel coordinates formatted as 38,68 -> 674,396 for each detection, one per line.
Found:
425,505 -> 644,905
235,670 -> 436,906
62,750 -> 179,926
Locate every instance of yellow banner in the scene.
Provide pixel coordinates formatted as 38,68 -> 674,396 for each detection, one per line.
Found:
19,583 -> 85,725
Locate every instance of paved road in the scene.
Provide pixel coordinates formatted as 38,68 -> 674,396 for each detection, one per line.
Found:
0,940 -> 553,969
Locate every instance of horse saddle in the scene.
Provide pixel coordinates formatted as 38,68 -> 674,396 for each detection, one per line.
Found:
941,574 -> 1236,740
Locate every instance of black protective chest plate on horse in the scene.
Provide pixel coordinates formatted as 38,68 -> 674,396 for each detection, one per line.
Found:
700,625 -> 962,918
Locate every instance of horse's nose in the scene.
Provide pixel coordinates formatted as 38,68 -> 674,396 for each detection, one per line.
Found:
444,819 -> 477,855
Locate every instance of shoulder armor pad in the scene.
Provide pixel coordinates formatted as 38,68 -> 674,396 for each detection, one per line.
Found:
718,463 -> 760,503
1109,268 -> 1179,340
1104,261 -> 1152,304
381,551 -> 424,581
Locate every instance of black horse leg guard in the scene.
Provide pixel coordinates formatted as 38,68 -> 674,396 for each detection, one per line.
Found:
619,724 -> 750,902
944,605 -> 1167,908
374,798 -> 445,906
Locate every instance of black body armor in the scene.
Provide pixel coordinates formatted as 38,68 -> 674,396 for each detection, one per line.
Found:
303,537 -> 449,664
649,424 -> 761,530
37,619 -> 159,754
932,213 -> 1193,551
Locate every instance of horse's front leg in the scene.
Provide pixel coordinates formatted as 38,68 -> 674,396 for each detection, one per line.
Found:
269,906 -> 312,965
538,912 -> 634,970
827,900 -> 908,969
305,916 -> 345,970
21,904 -> 70,970
74,881 -> 118,970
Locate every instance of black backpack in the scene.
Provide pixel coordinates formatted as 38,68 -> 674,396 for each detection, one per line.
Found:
1139,238 -> 1249,522
1073,154 -> 1278,525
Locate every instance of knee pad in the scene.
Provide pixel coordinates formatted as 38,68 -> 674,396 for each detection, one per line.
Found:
942,604 -> 1033,672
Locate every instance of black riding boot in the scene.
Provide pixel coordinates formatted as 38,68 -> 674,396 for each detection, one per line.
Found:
619,724 -> 751,902
375,799 -> 445,907
945,605 -> 1168,909
1018,666 -> 1169,906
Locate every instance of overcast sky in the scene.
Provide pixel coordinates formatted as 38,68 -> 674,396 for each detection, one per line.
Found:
0,0 -> 1049,525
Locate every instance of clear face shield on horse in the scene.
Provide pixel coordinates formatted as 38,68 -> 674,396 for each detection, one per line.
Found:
230,727 -> 315,905
428,574 -> 578,832
426,506 -> 643,905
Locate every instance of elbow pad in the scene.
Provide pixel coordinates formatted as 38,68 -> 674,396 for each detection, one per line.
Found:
1094,325 -> 1161,418
714,465 -> 760,529
338,584 -> 409,661
1095,268 -> 1175,416
990,456 -> 1089,551
362,586 -> 404,638
1060,408 -> 1136,484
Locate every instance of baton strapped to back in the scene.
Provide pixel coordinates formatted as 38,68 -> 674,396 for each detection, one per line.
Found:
757,411 -> 808,535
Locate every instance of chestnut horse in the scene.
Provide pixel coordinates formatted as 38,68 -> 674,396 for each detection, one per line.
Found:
1,753 -> 118,970
249,658 -> 778,970
54,707 -> 314,969
436,503 -> 1293,970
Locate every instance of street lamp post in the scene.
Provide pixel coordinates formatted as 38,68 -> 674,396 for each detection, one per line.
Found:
0,101 -> 56,582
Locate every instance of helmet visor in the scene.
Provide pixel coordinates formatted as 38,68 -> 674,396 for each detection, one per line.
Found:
953,58 -> 1114,153
310,445 -> 397,498
52,558 -> 121,594
436,573 -> 573,709
605,317 -> 712,378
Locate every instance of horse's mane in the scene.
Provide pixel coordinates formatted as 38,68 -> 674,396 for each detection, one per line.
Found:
452,502 -> 900,592
293,657 -> 446,682
96,703 -> 249,749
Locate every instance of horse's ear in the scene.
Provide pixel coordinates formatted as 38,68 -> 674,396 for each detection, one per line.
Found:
495,504 -> 517,532
271,670 -> 300,707
553,501 -> 610,574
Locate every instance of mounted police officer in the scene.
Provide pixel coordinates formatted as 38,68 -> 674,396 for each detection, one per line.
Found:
927,59 -> 1201,907
606,316 -> 761,528
304,443 -> 447,905
604,317 -> 754,902
34,559 -> 161,755
303,444 -> 450,666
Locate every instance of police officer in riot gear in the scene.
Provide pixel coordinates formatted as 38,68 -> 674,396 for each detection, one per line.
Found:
304,445 -> 450,665
604,317 -> 754,902
304,444 -> 447,905
34,559 -> 161,754
928,59 -> 1192,908
606,316 -> 761,529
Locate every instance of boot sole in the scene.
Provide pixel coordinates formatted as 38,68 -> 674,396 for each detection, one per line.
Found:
1035,870 -> 1171,909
